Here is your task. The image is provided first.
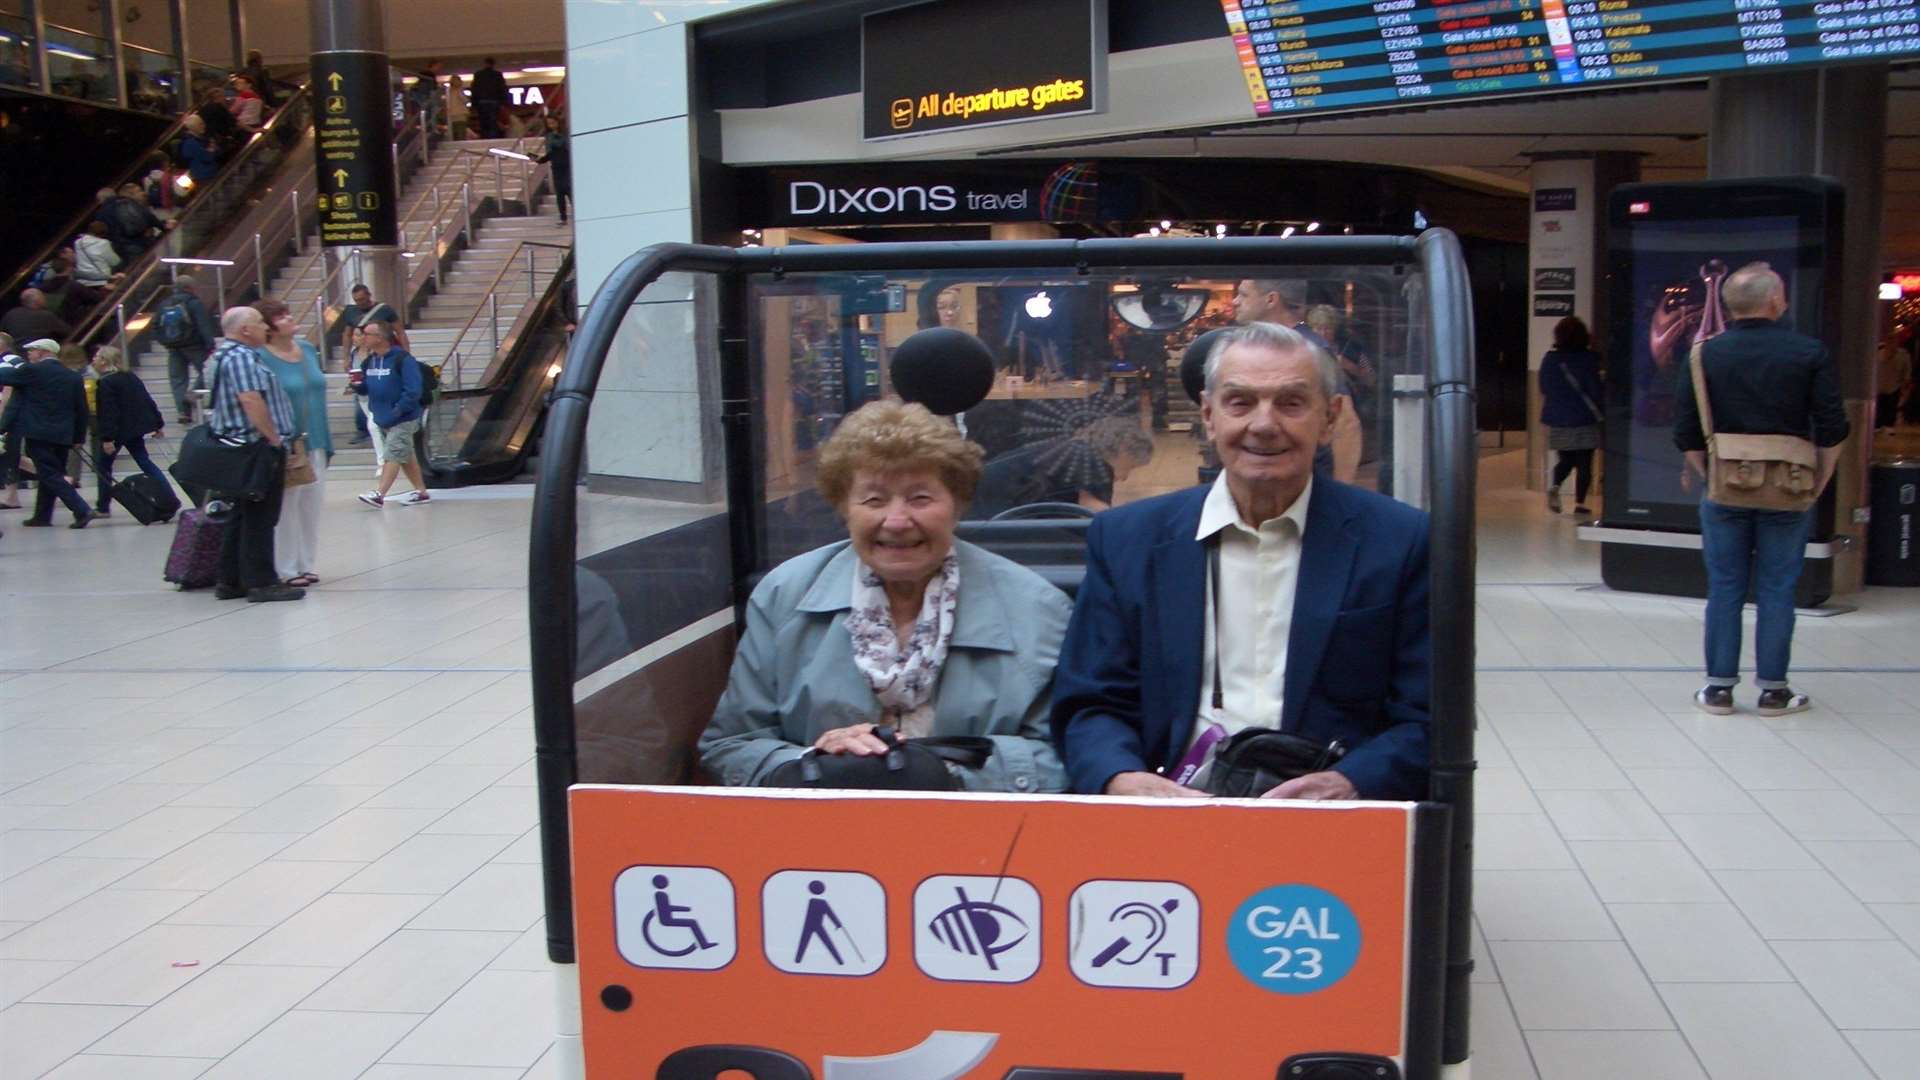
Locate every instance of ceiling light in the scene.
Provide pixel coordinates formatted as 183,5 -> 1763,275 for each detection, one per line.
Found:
162,257 -> 235,266
488,148 -> 533,161
1306,221 -> 1321,233
1280,226 -> 1296,239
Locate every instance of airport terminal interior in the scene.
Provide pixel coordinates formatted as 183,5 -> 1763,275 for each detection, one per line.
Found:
4,0 -> 1920,1077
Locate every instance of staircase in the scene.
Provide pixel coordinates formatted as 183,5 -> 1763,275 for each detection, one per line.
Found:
120,138 -> 569,478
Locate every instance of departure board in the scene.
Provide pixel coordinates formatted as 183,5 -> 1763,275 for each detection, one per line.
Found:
1221,0 -> 1920,116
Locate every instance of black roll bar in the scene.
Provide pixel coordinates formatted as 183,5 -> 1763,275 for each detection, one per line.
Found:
528,234 -> 1476,1069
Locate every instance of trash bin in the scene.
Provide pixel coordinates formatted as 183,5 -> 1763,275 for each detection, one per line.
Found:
1867,458 -> 1920,587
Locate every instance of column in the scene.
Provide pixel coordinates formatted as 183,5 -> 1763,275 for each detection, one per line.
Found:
308,0 -> 403,320
168,0 -> 194,113
101,0 -> 129,109
1709,65 -> 1889,593
1523,152 -> 1639,490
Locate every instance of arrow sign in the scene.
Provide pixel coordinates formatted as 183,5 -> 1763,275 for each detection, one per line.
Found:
332,168 -> 350,186
327,72 -> 344,91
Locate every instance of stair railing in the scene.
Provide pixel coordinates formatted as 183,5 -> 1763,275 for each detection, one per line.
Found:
433,240 -> 571,391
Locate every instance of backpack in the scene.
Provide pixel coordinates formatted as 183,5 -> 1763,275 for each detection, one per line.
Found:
154,298 -> 198,348
416,358 -> 440,405
111,197 -> 149,238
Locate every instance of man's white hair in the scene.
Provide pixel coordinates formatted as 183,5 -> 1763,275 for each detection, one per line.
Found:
1204,321 -> 1342,401
220,305 -> 264,336
1721,262 -> 1784,317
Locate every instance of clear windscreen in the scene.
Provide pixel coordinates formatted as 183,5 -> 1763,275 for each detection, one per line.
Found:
571,260 -> 1434,787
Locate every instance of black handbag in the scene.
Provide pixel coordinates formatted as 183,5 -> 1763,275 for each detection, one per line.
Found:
760,725 -> 994,791
1204,728 -> 1348,798
167,355 -> 283,501
1196,540 -> 1347,798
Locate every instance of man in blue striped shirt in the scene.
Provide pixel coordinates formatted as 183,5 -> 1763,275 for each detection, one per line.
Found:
207,306 -> 303,603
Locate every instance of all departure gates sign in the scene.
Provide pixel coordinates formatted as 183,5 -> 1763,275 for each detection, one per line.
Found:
1221,0 -> 1919,118
310,50 -> 400,247
571,786 -> 1421,1079
862,0 -> 1107,141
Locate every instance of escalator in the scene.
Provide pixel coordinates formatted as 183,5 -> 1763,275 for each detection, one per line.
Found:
422,252 -> 574,487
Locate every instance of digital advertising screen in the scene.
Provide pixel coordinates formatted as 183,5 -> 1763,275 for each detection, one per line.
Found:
1220,0 -> 1920,119
1602,179 -> 1842,532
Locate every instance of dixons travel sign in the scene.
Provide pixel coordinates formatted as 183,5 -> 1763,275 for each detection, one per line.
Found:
862,0 -> 1107,141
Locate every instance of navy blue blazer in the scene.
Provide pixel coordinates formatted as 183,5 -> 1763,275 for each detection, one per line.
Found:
1050,479 -> 1432,800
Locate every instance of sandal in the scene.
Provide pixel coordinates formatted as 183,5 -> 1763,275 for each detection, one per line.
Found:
287,573 -> 318,587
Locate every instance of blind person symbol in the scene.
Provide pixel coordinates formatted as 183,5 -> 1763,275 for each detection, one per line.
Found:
762,870 -> 886,976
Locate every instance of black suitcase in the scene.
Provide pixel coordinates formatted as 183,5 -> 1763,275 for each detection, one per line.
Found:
111,472 -> 182,525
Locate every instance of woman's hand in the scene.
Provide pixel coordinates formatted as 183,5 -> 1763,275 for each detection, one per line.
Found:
813,723 -> 892,756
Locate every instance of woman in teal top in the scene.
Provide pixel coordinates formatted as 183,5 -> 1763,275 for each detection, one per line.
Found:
252,299 -> 333,587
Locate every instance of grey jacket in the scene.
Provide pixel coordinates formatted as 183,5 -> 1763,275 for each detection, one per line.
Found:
699,538 -> 1071,794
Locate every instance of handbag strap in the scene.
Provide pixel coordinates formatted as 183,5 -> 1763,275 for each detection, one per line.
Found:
1561,358 -> 1602,423
1688,341 -> 1717,443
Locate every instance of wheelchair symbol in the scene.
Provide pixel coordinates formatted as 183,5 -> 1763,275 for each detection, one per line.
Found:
614,865 -> 735,970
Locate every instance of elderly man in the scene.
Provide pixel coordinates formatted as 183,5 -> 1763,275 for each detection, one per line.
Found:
206,307 -> 303,602
1673,263 -> 1847,717
0,338 -> 95,528
1,289 -> 73,344
1052,322 -> 1431,801
1231,279 -> 1364,482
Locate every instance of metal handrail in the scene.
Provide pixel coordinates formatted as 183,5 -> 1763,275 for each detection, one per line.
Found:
435,240 -> 571,390
406,138 -> 552,312
59,86 -> 317,351
395,135 -> 539,250
1,97 -> 207,307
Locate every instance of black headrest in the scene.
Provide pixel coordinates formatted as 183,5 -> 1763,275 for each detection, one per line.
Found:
890,327 -> 996,416
1180,328 -> 1229,405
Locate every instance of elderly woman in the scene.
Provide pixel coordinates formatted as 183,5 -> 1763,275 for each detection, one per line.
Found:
252,299 -> 332,586
700,400 -> 1071,793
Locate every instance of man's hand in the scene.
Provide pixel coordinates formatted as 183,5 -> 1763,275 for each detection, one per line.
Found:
1104,771 -> 1209,799
1261,770 -> 1359,801
813,723 -> 891,756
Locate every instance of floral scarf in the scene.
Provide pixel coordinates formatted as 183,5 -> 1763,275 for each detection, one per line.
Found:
845,551 -> 960,738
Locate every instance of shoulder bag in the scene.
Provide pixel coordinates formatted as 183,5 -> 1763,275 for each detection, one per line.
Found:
1194,541 -> 1348,798
1689,343 -> 1818,512
759,725 -> 994,791
168,354 -> 283,501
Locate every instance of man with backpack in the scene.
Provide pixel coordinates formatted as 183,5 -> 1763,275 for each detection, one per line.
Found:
155,276 -> 218,424
96,182 -> 171,262
354,320 -> 432,508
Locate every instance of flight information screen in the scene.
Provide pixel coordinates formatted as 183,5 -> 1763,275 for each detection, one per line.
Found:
1221,0 -> 1919,116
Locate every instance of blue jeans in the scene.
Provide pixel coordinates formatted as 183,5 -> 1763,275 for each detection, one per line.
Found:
1699,499 -> 1812,689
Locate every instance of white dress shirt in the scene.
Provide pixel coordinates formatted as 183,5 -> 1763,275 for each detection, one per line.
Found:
1188,473 -> 1314,752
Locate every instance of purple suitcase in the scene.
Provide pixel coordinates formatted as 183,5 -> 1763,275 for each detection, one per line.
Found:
163,509 -> 223,589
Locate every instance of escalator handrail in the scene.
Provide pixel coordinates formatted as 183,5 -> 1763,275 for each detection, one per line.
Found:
56,87 -> 316,349
437,240 -> 573,391
2,100 -> 202,306
434,251 -> 575,405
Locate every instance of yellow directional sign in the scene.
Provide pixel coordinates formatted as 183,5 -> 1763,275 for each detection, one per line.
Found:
312,52 -> 397,247
327,72 -> 344,92
326,95 -> 347,115
332,168 -> 350,186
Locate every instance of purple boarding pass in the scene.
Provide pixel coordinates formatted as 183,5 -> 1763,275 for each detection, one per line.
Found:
1169,720 -> 1228,788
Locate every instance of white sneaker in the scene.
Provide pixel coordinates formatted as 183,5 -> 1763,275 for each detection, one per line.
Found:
357,491 -> 385,508
396,490 -> 431,506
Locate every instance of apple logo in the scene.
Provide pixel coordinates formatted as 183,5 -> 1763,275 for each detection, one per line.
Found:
1024,291 -> 1053,319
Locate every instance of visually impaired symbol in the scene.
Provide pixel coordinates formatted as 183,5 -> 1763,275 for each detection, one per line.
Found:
761,870 -> 885,977
1069,880 -> 1200,989
913,874 -> 1041,983
612,865 -> 736,971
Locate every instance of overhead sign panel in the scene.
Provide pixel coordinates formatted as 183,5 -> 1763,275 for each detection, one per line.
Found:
863,0 -> 1107,141
311,50 -> 399,248
572,785 -> 1431,1077
1220,0 -> 1919,120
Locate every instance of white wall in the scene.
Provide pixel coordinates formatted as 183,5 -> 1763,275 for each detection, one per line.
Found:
564,0 -> 780,493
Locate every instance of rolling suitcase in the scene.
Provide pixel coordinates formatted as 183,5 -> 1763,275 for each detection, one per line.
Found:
163,508 -> 224,590
109,472 -> 181,525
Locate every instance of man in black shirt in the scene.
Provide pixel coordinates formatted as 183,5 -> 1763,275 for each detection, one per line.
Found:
469,57 -> 508,139
1673,262 -> 1848,718
1,289 -> 72,344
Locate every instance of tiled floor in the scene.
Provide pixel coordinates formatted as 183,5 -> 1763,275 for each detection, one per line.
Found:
3,452 -> 1918,1079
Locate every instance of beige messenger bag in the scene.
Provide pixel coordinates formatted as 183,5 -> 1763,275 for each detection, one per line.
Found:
1689,343 -> 1818,513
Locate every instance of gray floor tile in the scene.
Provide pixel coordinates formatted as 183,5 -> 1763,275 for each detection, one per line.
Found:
227,892 -> 434,967
88,963 -> 338,1058
1873,904 -> 1920,950
1512,746 -> 1634,790
1540,789 -> 1675,840
1477,870 -> 1618,941
27,924 -> 262,1006
1704,747 -> 1839,791
1469,983 -> 1540,1080
163,861 -> 361,927
112,833 -> 300,892
1667,814 -> 1819,870
1526,1030 -> 1707,1080
197,1009 -> 421,1080
37,1055 -> 218,1079
1476,767 -> 1545,814
0,957 -> 75,1009
1771,940 -> 1920,1028
1626,768 -> 1762,815
1824,769 -> 1920,816
1489,940 -> 1673,1029
0,1002 -> 143,1079
1608,903 -> 1789,982
406,864 -> 542,933
302,928 -> 517,1013
336,833 -> 515,894
1571,841 -> 1725,903
1714,869 -> 1896,940
1477,815 -> 1577,870
271,807 -> 445,862
1847,1031 -> 1920,1080
380,970 -> 554,1068
0,889 -> 201,962
1751,790 -> 1906,843
1660,983 -> 1874,1080
1806,842 -> 1920,902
